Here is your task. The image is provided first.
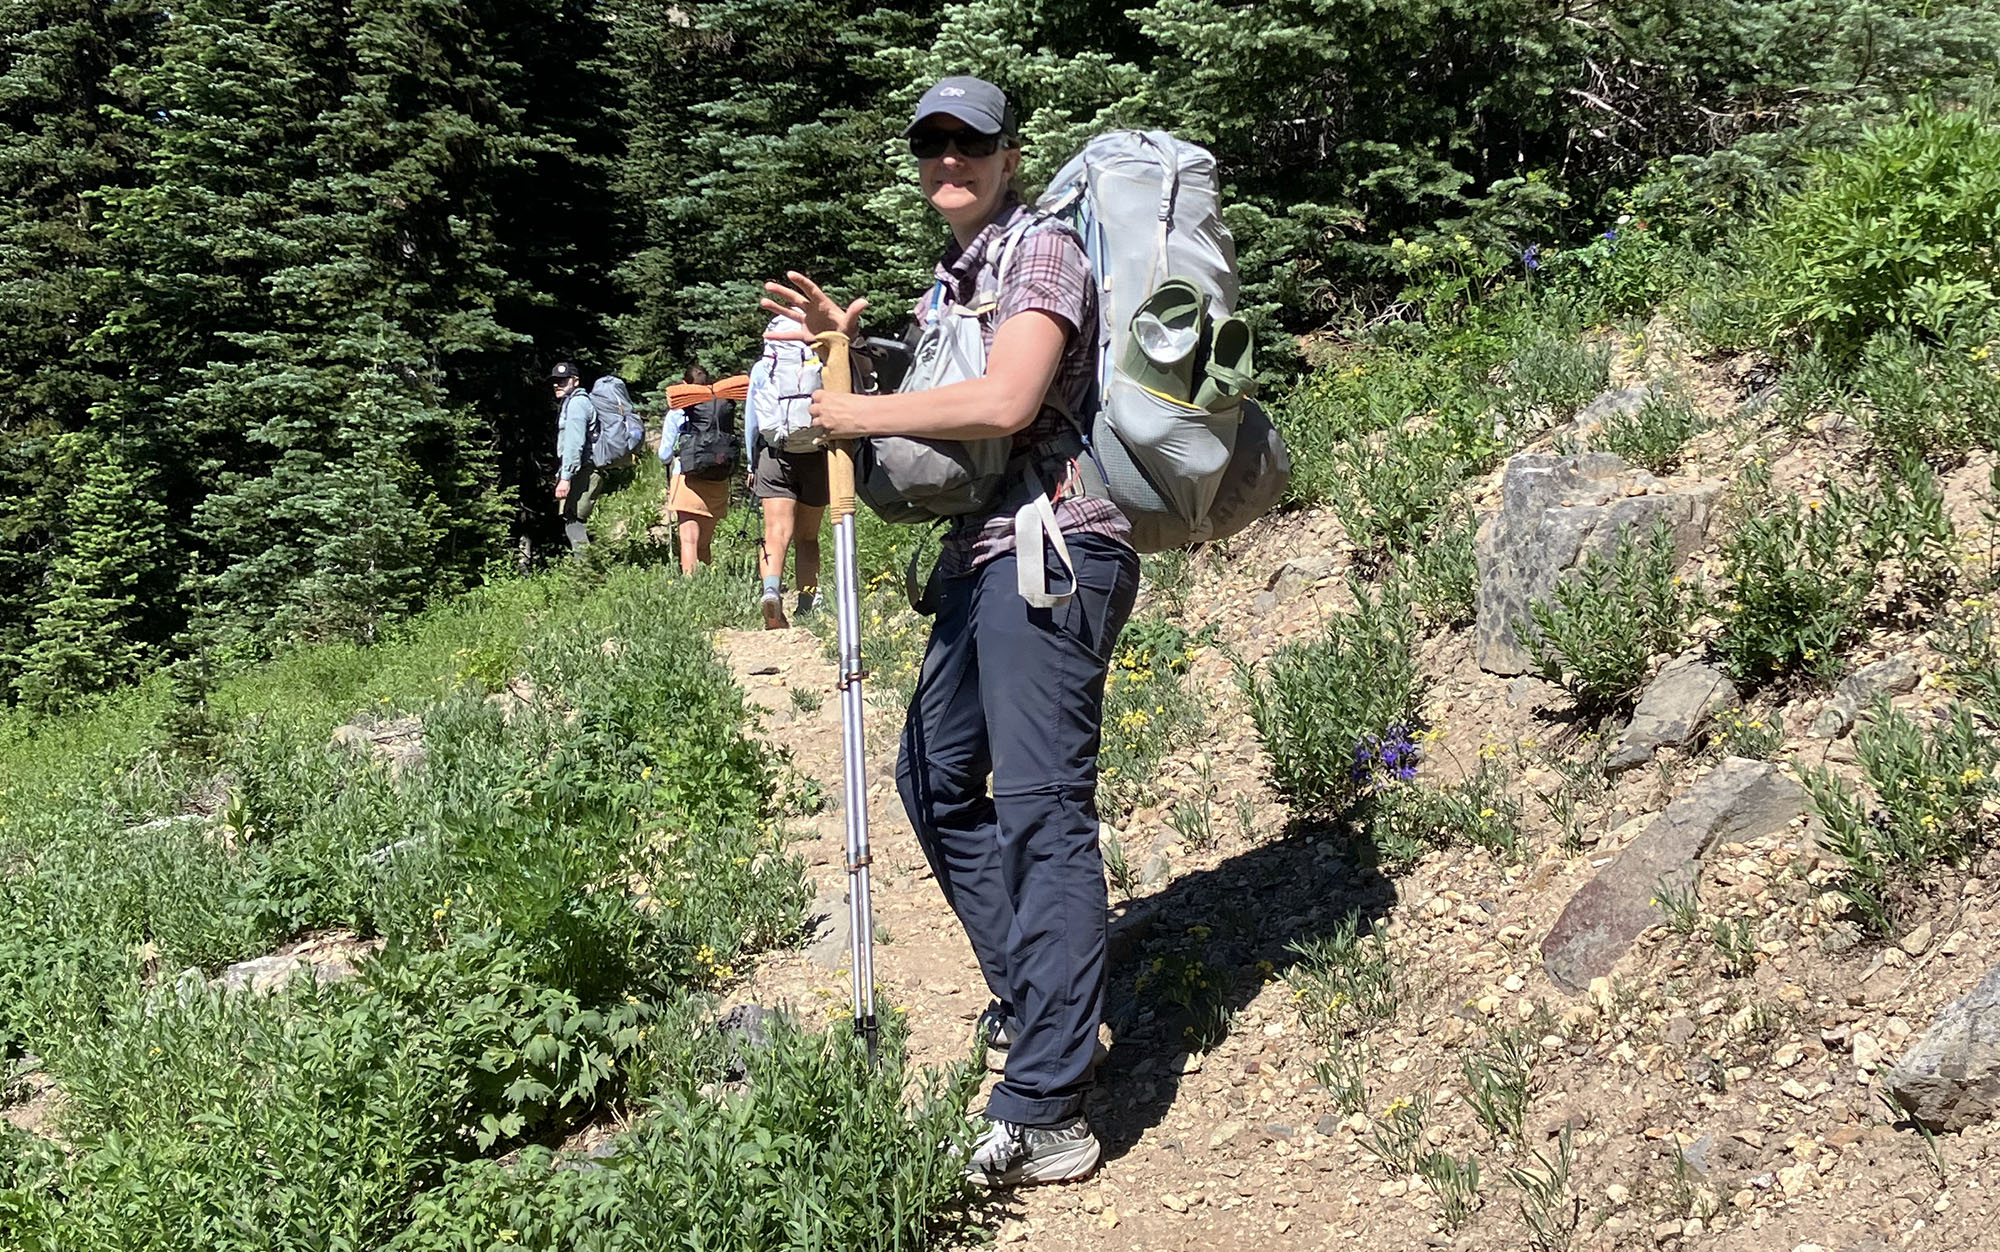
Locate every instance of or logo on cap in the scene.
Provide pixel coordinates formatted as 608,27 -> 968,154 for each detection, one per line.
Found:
940,87 -> 965,96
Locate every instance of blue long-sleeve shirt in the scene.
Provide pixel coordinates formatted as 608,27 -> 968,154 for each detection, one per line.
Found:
659,407 -> 686,474
556,389 -> 594,480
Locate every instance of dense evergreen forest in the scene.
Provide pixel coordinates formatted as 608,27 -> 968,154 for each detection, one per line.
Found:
3,0 -> 1996,709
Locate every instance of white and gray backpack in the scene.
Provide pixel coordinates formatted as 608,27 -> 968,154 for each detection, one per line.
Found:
748,316 -> 826,453
1037,130 -> 1290,553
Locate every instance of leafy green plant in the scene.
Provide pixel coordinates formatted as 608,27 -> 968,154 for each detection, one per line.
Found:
1504,330 -> 1613,425
1366,1091 -> 1432,1176
1361,761 -> 1523,867
1711,707 -> 1784,759
1651,880 -> 1702,935
1462,1028 -> 1538,1142
1754,104 -> 2000,359
1289,918 -> 1400,1041
1520,522 -> 1698,708
1709,916 -> 1758,977
1802,698 -> 1998,933
1594,391 -> 1702,474
1313,1037 -> 1372,1115
1138,949 -> 1234,1052
1507,1124 -> 1581,1252
1401,506 -> 1480,627
1716,467 -> 1880,683
1847,326 -> 2000,463
1102,616 -> 1207,819
1246,579 -> 1422,815
1102,829 -> 1139,902
1418,1150 -> 1483,1229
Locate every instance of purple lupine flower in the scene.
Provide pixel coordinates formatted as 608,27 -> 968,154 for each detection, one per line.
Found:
1602,228 -> 1619,244
1520,244 -> 1541,272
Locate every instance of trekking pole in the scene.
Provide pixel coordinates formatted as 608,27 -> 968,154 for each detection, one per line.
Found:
813,330 -> 879,1066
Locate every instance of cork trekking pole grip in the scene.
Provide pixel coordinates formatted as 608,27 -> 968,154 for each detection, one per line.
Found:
812,331 -> 856,521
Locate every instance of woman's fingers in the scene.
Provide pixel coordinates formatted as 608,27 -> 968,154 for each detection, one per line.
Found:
786,271 -> 829,304
763,279 -> 809,306
759,297 -> 807,324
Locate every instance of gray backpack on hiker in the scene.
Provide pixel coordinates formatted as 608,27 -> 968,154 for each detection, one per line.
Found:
857,131 -> 1289,562
1037,130 -> 1289,553
587,376 -> 646,467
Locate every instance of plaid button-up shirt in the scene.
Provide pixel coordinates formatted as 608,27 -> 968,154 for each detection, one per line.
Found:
922,197 -> 1131,576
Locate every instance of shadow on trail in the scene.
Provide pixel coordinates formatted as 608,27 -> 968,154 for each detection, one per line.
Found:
1089,818 -> 1398,1162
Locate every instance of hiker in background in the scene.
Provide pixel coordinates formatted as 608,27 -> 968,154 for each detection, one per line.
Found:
744,324 -> 828,629
551,361 -> 602,554
661,364 -> 736,576
761,75 -> 1133,1189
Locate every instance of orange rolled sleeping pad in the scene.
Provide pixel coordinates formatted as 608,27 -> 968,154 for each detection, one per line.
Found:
664,374 -> 750,410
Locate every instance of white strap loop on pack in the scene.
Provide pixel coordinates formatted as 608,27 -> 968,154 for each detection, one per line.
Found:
1014,466 -> 1076,609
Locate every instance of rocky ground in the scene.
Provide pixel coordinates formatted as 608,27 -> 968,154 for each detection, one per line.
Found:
719,347 -> 2000,1251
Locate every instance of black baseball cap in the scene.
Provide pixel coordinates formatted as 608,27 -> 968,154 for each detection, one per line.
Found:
548,361 -> 581,382
904,76 -> 1016,139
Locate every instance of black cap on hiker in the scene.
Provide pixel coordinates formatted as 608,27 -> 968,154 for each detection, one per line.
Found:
548,361 -> 581,382
905,76 -> 1016,139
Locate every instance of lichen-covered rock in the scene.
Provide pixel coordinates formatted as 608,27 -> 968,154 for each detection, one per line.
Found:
1808,655 -> 1922,738
1475,453 -> 1719,675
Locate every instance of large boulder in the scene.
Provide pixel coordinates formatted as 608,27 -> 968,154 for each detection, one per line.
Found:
1542,758 -> 1807,992
1606,653 -> 1741,773
329,714 -> 427,777
1885,965 -> 2000,1131
1475,452 -> 1720,675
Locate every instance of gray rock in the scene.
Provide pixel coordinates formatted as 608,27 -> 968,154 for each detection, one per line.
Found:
804,884 -> 852,969
1507,675 -> 1560,709
1885,964 -> 2000,1131
329,714 -> 427,777
1475,453 -> 1720,675
218,950 -> 366,995
1542,758 -> 1807,991
1606,654 -> 1741,772
1568,386 -> 1652,436
1140,850 -> 1173,888
1266,552 -> 1338,600
1808,655 -> 1922,738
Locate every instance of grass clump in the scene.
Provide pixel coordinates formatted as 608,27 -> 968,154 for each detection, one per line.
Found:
1288,917 -> 1399,1042
1246,578 -> 1421,816
1802,698 -> 1999,935
1847,326 -> 2000,464
1361,760 -> 1523,868
1520,522 -> 1698,710
1503,329 -> 1613,426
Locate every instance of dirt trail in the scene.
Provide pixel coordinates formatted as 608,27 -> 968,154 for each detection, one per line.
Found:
716,391 -> 2000,1252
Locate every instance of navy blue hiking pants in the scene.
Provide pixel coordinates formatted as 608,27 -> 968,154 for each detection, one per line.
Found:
897,532 -> 1139,1126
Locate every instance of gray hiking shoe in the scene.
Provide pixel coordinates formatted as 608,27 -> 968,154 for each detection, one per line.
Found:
966,1115 -> 1101,1188
760,589 -> 788,630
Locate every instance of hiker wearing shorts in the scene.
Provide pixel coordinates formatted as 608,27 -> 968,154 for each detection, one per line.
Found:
662,364 -> 733,575
551,361 -> 601,554
743,371 -> 827,630
761,75 -> 1136,1189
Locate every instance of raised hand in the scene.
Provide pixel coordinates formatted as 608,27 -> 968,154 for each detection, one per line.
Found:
761,271 -> 867,343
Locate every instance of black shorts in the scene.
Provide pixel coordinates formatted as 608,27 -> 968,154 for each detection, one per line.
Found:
752,445 -> 829,508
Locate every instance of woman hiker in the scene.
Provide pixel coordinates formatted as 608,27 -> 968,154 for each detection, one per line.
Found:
660,363 -> 734,575
760,75 -> 1136,1189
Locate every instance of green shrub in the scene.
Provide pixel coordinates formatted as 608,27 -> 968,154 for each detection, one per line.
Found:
1359,761 -> 1524,868
1847,325 -> 2000,463
1401,507 -> 1480,627
1289,917 -> 1400,1042
1756,104 -> 2000,358
1520,523 -> 1699,709
1716,469 -> 1880,683
1326,424 -> 1473,555
1594,392 -> 1702,475
1802,698 -> 1998,934
1245,580 -> 1422,815
392,1014 -> 982,1252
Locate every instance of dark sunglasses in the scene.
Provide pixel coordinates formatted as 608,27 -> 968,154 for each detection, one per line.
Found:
908,129 -> 1006,160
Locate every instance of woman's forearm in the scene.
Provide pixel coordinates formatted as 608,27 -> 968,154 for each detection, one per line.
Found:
836,377 -> 1038,440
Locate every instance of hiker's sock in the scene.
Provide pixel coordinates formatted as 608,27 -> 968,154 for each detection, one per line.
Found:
762,575 -> 782,598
